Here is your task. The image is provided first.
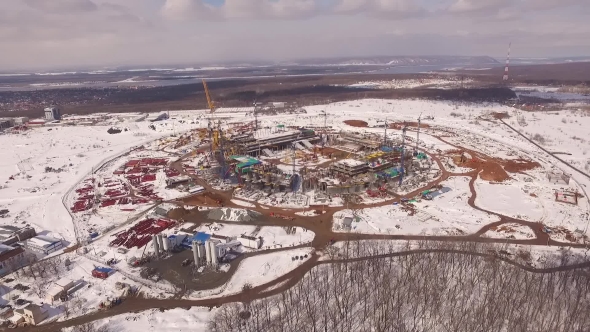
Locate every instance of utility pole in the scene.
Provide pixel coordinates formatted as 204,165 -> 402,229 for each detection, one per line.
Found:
399,123 -> 408,186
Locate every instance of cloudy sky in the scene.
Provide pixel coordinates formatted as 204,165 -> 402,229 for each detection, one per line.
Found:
0,0 -> 588,71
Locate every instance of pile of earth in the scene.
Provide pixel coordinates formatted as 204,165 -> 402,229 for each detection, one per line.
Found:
344,120 -> 368,127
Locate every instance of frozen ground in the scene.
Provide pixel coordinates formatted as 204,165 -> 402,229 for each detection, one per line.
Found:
475,180 -> 544,221
191,248 -> 313,298
482,223 -> 536,239
67,307 -> 215,332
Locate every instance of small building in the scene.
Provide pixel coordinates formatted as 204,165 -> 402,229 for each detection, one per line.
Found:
547,171 -> 570,185
0,118 -> 15,130
26,235 -> 63,254
14,304 -> 49,326
14,117 -> 29,125
166,176 -> 191,188
92,267 -> 113,279
44,107 -> 61,121
45,277 -> 76,303
0,244 -> 26,277
237,235 -> 261,249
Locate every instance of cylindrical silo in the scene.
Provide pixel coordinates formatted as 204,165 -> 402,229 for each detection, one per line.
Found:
152,235 -> 159,256
161,236 -> 169,252
209,241 -> 218,266
193,241 -> 200,267
205,241 -> 211,264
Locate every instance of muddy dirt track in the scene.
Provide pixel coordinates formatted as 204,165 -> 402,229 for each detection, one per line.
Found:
16,124 -> 590,331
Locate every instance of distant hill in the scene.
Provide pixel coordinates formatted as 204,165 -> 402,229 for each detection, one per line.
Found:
285,56 -> 500,67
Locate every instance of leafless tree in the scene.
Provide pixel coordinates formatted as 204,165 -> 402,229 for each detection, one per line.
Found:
210,240 -> 590,332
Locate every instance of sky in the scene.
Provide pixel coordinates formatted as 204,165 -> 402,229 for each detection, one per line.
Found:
0,0 -> 589,71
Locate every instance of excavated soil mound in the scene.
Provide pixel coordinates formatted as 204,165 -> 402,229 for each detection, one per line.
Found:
168,207 -> 190,219
389,122 -> 430,129
502,159 -> 541,173
344,120 -> 368,127
480,162 -> 510,182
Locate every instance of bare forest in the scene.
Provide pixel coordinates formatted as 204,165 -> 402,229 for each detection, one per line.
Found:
210,241 -> 590,332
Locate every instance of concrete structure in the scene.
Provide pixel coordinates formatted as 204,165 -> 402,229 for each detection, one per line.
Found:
0,244 -> 26,277
547,171 -> 570,185
25,235 -> 63,254
331,159 -> 368,177
233,128 -> 319,155
44,107 -> 61,121
14,304 -> 49,326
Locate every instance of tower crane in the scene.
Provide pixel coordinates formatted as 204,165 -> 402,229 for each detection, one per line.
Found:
202,79 -> 217,153
415,112 -> 422,153
399,122 -> 408,186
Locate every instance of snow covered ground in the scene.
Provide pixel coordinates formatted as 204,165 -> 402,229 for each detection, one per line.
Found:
84,307 -> 214,332
191,248 -> 313,298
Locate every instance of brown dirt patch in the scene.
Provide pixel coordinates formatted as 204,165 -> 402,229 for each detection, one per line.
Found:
182,192 -> 227,206
453,156 -> 510,182
344,120 -> 368,127
168,207 -> 190,220
491,112 -> 510,120
502,159 -> 541,173
389,122 -> 430,129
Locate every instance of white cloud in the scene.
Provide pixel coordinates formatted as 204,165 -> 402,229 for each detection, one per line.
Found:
23,0 -> 98,13
448,0 -> 510,13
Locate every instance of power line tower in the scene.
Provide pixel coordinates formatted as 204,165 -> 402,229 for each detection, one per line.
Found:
503,42 -> 511,82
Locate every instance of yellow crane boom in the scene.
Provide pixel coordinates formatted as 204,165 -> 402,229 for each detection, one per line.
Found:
202,79 -> 215,113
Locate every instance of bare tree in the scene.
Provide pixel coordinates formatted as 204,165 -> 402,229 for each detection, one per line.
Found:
210,241 -> 590,332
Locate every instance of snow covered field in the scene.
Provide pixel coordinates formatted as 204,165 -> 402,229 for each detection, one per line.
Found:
191,248 -> 313,298
86,307 -> 214,332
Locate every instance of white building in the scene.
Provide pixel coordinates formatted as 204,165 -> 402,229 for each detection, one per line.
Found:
26,235 -> 63,254
44,107 -> 61,121
45,277 -> 76,303
237,235 -> 261,249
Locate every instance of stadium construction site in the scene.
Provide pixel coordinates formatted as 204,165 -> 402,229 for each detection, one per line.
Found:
2,81 -> 590,329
